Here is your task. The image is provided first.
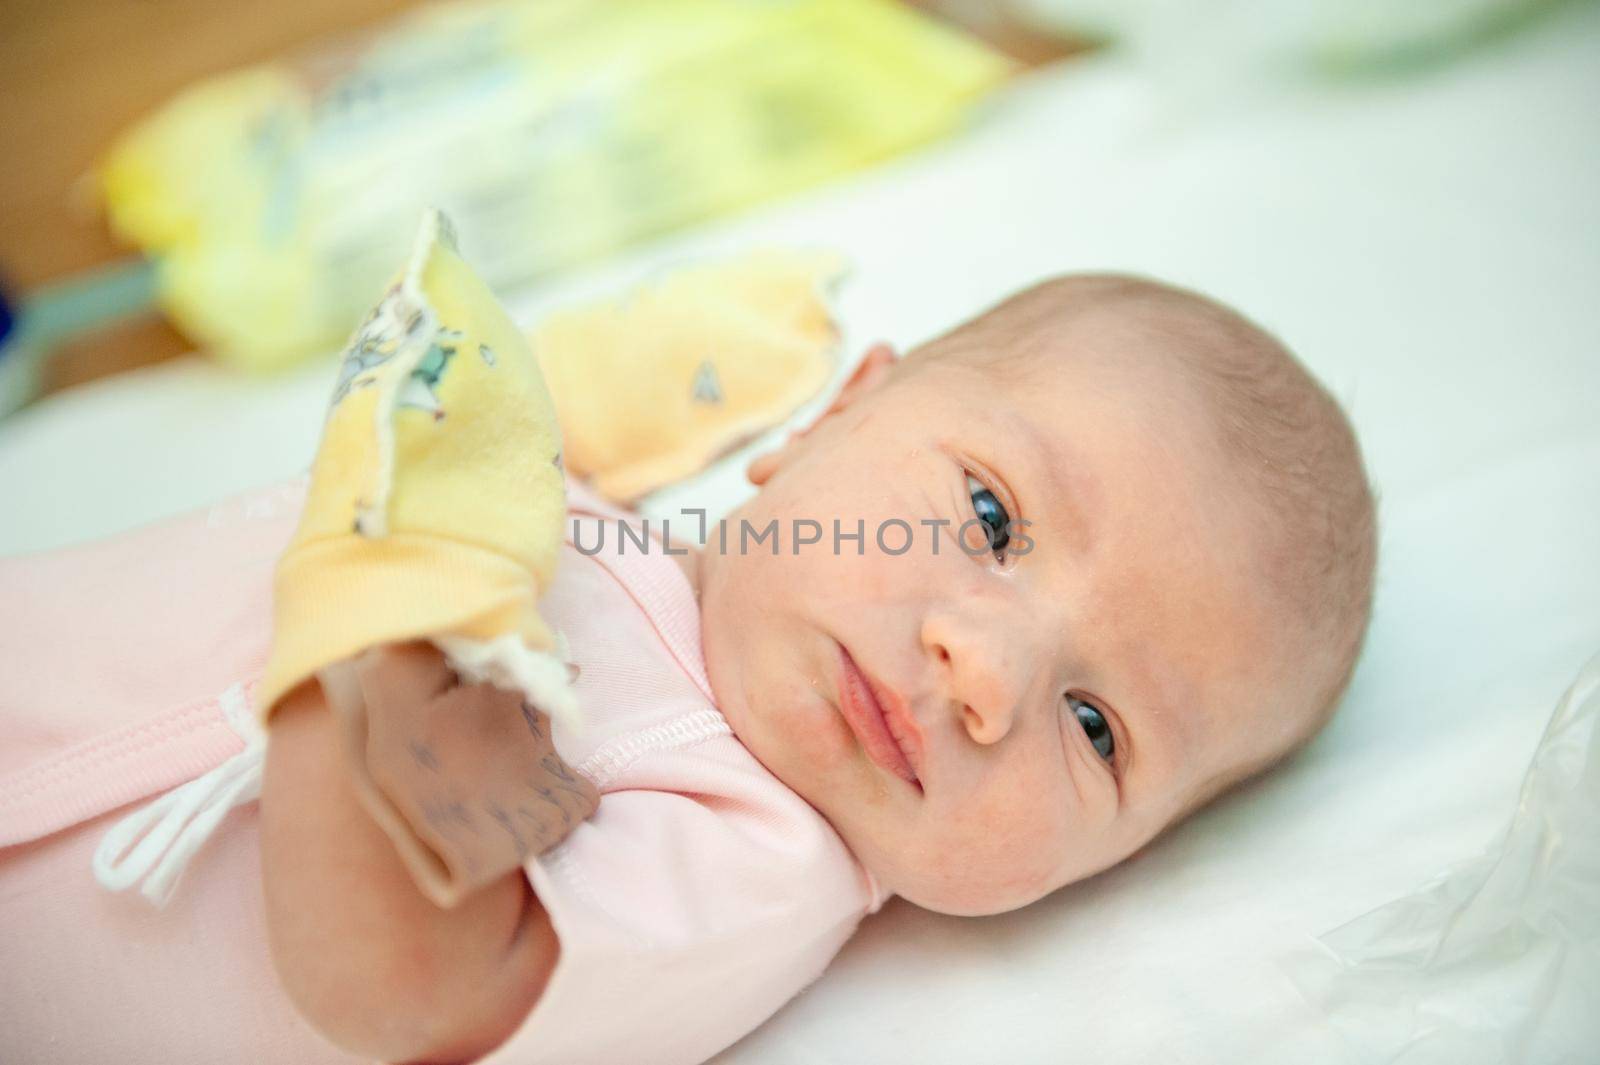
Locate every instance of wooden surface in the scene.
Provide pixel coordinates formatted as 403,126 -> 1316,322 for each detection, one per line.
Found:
0,0 -> 1083,396
0,0 -> 421,392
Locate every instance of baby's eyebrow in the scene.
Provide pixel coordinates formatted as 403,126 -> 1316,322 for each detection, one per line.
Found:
1009,411 -> 1096,558
1117,644 -> 1208,794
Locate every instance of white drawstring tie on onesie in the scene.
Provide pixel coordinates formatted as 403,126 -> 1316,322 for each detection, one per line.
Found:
93,682 -> 265,906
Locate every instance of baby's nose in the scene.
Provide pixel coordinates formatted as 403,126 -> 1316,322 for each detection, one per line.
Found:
919,609 -> 1030,746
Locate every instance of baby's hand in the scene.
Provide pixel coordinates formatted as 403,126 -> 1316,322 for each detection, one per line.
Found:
320,642 -> 599,908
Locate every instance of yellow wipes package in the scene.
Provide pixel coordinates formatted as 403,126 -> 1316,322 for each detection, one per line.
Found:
99,0 -> 1009,371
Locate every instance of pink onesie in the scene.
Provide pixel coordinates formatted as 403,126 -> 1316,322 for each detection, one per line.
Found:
0,476 -> 888,1064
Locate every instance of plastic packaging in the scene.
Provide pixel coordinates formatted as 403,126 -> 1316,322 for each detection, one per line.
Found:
98,0 -> 1008,372
1287,650 -> 1600,1064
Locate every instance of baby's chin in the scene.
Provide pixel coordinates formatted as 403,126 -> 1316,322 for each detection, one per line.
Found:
889,868 -> 1061,917
856,837 -> 1068,917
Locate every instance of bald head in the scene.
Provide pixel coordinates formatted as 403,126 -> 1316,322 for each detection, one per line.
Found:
909,275 -> 1378,812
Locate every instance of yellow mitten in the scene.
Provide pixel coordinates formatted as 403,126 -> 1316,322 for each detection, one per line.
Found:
260,207 -> 577,732
533,249 -> 845,503
259,208 -> 582,906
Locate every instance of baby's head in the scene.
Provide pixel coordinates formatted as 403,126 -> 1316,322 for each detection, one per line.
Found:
696,275 -> 1376,916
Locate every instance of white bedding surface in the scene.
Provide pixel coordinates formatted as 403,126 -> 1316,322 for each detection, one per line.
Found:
3,5 -> 1598,1062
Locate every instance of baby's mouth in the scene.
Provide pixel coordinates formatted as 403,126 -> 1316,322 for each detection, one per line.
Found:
835,643 -> 923,793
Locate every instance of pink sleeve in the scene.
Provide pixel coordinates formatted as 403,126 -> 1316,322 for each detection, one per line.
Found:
0,479 -> 305,846
480,741 -> 875,1065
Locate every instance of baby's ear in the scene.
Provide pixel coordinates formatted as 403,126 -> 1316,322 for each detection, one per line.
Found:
824,343 -> 898,419
745,442 -> 791,487
746,343 -> 899,487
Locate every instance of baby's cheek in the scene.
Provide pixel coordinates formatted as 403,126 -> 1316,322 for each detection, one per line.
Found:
850,552 -> 900,600
958,780 -> 1069,860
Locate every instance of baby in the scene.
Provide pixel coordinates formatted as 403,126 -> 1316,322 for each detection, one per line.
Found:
0,273 -> 1375,1065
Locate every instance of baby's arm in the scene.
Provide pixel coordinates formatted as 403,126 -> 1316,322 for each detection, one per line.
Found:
261,644 -> 595,1063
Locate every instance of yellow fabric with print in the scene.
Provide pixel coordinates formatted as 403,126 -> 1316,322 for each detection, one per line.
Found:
258,208 -> 577,730
536,250 -> 845,502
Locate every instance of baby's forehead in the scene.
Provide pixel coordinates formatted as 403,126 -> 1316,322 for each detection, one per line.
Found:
916,292 -> 1220,404
924,340 -> 1227,493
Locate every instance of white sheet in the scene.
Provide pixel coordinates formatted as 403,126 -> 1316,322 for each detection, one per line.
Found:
2,4 -> 1597,1062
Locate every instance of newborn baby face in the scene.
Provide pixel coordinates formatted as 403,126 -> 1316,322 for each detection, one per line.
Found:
697,324 -> 1294,916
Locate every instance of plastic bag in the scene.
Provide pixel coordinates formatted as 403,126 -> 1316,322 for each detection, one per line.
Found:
1287,650 -> 1600,1064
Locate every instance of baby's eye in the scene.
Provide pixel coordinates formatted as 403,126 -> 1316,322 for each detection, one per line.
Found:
965,473 -> 1010,558
1070,696 -> 1114,762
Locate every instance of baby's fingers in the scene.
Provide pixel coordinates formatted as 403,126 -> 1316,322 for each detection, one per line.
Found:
362,684 -> 597,904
